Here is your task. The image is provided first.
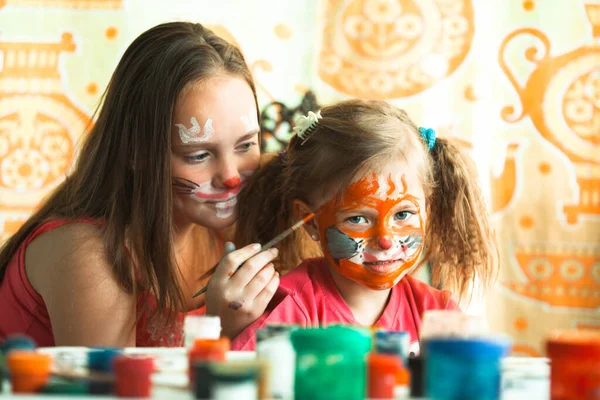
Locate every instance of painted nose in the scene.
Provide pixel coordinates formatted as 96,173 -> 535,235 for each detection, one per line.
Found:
223,176 -> 241,189
377,236 -> 393,250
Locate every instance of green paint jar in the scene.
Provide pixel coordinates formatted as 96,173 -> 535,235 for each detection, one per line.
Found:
291,326 -> 372,400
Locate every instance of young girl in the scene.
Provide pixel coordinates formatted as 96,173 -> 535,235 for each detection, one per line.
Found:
0,22 -> 279,346
232,100 -> 498,351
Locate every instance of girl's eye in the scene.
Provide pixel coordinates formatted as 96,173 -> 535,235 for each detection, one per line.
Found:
395,210 -> 416,221
237,142 -> 257,152
346,216 -> 368,224
185,152 -> 210,163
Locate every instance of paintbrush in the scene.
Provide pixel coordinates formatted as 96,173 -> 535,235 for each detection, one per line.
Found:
192,213 -> 315,298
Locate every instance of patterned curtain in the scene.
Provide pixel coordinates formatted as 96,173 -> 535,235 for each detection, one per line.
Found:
0,0 -> 598,355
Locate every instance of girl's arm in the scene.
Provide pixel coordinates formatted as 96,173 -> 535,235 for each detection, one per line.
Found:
26,223 -> 136,346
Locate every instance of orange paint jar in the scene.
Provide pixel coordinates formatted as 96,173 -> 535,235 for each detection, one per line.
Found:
7,351 -> 52,393
367,353 -> 401,399
546,330 -> 600,400
188,337 -> 230,385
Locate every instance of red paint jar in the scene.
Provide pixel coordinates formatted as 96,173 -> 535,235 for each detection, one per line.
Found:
7,351 -> 52,394
188,337 -> 230,385
367,353 -> 401,399
113,355 -> 155,398
547,330 -> 600,400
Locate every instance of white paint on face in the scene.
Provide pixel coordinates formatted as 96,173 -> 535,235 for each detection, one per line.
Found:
240,107 -> 259,132
176,117 -> 215,144
183,171 -> 253,219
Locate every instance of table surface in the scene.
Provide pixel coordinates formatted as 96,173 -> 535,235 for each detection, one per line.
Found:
0,348 -> 550,399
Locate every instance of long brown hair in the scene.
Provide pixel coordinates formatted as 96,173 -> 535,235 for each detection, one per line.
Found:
0,22 -> 258,326
235,99 -> 498,300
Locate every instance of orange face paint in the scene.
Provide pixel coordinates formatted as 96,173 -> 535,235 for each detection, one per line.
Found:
316,172 -> 424,290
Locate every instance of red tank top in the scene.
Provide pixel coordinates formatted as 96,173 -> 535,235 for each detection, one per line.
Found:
0,219 -> 205,347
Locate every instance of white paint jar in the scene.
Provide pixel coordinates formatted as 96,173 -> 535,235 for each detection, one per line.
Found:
184,316 -> 221,348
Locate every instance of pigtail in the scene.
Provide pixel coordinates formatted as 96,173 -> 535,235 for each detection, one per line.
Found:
422,137 -> 499,301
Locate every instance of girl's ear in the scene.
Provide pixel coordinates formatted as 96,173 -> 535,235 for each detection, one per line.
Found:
293,199 -> 320,241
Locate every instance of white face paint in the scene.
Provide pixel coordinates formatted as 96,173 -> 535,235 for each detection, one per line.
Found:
173,171 -> 254,219
175,117 -> 215,144
240,107 -> 259,132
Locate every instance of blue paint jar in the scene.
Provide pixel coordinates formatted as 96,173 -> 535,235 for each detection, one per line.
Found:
87,347 -> 122,395
424,336 -> 511,400
375,330 -> 410,365
0,335 -> 36,356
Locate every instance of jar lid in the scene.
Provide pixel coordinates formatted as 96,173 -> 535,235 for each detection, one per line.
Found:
7,351 -> 52,374
291,326 -> 372,353
547,329 -> 600,358
113,355 -> 155,374
191,337 -> 231,353
424,336 -> 512,359
368,353 -> 402,370
87,348 -> 122,371
1,335 -> 37,355
256,324 -> 299,342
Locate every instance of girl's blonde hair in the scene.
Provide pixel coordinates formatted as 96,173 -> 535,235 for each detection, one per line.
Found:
235,99 -> 498,299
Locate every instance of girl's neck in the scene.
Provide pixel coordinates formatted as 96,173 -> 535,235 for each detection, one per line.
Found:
326,263 -> 392,326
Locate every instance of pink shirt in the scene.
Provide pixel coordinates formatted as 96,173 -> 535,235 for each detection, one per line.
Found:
0,219 -> 205,347
232,257 -> 459,351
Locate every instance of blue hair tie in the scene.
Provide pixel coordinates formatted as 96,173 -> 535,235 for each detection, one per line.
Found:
418,127 -> 436,150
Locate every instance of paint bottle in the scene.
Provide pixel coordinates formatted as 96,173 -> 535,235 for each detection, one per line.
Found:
374,330 -> 410,365
501,357 -> 550,399
407,355 -> 424,398
367,353 -> 402,399
41,378 -> 88,395
546,329 -> 600,400
113,355 -> 154,398
6,350 -> 52,394
256,324 -> 298,400
185,315 -> 222,348
87,347 -> 122,395
193,362 -> 214,399
291,326 -> 372,400
423,336 -> 511,400
210,361 -> 259,400
188,337 -> 230,386
0,334 -> 37,356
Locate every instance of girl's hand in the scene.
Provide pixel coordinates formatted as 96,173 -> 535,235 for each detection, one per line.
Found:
205,242 -> 280,339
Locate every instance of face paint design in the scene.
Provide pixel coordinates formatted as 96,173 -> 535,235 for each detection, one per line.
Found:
173,174 -> 249,219
175,117 -> 215,144
316,172 -> 424,290
240,107 -> 259,132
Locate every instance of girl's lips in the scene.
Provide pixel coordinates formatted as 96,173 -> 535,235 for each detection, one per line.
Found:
362,258 -> 404,274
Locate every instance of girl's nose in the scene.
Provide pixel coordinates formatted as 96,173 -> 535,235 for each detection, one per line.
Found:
223,176 -> 241,189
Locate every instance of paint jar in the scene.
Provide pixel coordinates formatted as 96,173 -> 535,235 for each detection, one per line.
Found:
408,355 -> 424,398
185,315 -> 221,348
256,324 -> 297,400
87,347 -> 122,395
41,378 -> 88,395
501,357 -> 550,400
424,336 -> 511,400
6,351 -> 52,394
367,353 -> 402,399
291,326 -> 372,400
188,337 -> 230,386
546,329 -> 600,400
375,330 -> 410,365
193,362 -> 214,399
211,362 -> 259,400
113,355 -> 154,398
0,334 -> 37,356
